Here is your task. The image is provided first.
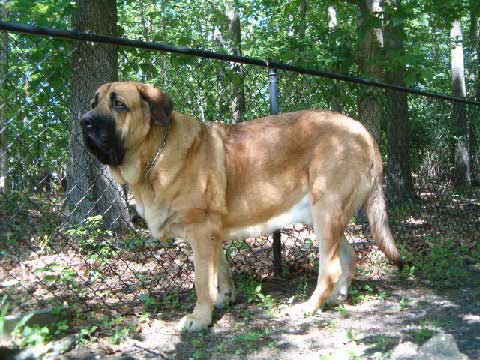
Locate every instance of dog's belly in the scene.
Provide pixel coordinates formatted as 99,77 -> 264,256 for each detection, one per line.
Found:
226,194 -> 313,240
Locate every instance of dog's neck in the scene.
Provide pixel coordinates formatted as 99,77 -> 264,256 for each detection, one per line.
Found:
144,122 -> 170,179
109,113 -> 203,188
108,120 -> 170,186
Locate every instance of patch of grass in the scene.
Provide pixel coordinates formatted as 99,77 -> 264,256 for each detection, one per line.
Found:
399,297 -> 410,311
294,276 -> 309,301
215,342 -> 226,352
237,276 -> 276,313
233,331 -> 262,344
319,353 -> 334,360
78,325 -> 98,345
349,282 -> 390,305
111,325 -> 134,345
367,335 -> 397,352
230,327 -> 272,356
408,326 -> 437,344
345,328 -> 361,343
315,319 -> 338,331
1,302 -> 71,349
413,236 -> 469,283
191,338 -> 208,360
337,304 -> 349,318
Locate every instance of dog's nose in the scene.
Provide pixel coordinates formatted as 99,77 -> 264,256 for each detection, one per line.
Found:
80,114 -> 94,130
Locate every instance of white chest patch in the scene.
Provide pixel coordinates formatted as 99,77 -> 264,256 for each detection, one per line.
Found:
135,203 -> 145,219
227,194 -> 313,240
143,206 -> 176,240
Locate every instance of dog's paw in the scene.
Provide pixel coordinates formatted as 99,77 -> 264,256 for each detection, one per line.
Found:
286,301 -> 321,318
214,288 -> 236,309
326,290 -> 348,305
177,313 -> 211,332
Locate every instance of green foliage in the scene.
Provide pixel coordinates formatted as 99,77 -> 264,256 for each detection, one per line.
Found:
34,263 -> 77,288
66,215 -> 116,266
78,325 -> 98,345
349,283 -> 389,305
345,328 -> 362,343
413,236 -> 470,282
1,0 -> 478,193
237,276 -> 275,312
408,326 -> 437,344
111,324 -> 134,345
2,304 -> 70,349
0,295 -> 9,339
337,304 -> 348,318
399,297 -> 411,311
14,323 -> 50,348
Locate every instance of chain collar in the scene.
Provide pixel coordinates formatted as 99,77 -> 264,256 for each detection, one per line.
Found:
144,124 -> 170,179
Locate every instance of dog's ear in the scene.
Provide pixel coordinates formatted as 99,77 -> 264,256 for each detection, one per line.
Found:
136,84 -> 173,126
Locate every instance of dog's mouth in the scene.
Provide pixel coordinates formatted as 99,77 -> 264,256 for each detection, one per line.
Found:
80,113 -> 125,166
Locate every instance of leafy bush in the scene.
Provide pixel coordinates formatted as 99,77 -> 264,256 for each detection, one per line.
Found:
66,215 -> 116,266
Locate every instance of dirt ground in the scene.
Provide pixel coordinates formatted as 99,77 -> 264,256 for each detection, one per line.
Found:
1,188 -> 479,359
57,265 -> 480,360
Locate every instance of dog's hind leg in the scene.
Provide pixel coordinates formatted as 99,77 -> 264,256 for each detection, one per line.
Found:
326,235 -> 356,304
290,195 -> 347,315
215,245 -> 236,309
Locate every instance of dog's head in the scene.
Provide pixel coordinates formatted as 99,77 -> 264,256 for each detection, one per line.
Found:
80,82 -> 173,166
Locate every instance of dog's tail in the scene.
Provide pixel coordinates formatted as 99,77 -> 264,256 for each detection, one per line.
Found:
364,160 -> 404,269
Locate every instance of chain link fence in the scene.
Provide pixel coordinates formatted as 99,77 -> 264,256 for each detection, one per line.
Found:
1,25 -> 479,332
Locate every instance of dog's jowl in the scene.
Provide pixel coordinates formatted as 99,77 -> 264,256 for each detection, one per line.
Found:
81,81 -> 404,332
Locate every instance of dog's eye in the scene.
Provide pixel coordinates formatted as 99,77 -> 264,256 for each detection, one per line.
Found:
113,99 -> 128,111
91,101 -> 97,109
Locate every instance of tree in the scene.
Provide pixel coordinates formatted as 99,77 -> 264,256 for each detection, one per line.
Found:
66,0 -> 131,230
0,0 -> 8,193
214,26 -> 230,120
356,0 -> 384,142
450,19 -> 471,187
383,0 -> 415,201
468,5 -> 479,181
226,1 -> 245,123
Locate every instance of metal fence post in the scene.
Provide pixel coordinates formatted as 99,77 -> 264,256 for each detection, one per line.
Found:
269,66 -> 282,277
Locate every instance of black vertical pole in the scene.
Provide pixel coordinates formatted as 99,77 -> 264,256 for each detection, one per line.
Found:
269,66 -> 282,277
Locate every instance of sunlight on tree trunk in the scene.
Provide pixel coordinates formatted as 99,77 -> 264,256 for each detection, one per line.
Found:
328,5 -> 337,30
214,27 -> 229,120
227,1 -> 245,123
327,4 -> 345,113
66,0 -> 131,230
0,0 -> 8,193
450,19 -> 471,188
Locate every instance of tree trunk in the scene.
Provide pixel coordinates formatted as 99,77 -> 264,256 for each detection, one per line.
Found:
357,0 -> 383,143
226,1 -> 245,123
299,0 -> 307,38
66,0 -> 131,230
327,5 -> 345,113
214,28 -> 229,120
383,0 -> 415,201
450,19 -> 471,188
0,1 -> 8,193
468,11 -> 479,182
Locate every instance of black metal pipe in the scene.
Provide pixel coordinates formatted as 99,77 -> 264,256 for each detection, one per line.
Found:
268,66 -> 282,277
269,67 -> 279,115
1,21 -> 480,106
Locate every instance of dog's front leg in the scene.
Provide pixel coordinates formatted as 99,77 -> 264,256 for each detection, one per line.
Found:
178,226 -> 219,332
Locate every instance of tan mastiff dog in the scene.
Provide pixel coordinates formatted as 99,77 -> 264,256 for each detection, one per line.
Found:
80,81 -> 403,332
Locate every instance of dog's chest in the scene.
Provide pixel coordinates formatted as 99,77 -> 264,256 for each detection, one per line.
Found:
140,203 -> 178,239
226,194 -> 313,240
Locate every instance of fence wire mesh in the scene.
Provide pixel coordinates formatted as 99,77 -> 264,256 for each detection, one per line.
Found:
0,30 -> 479,333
